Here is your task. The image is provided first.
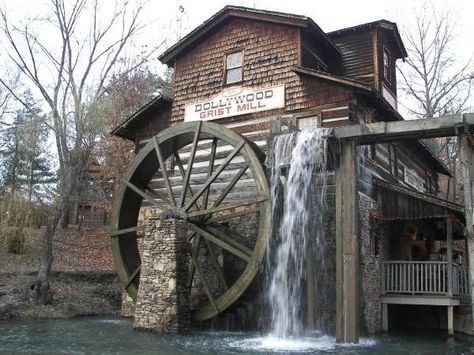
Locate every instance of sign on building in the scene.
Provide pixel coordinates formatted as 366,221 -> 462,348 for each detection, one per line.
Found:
184,85 -> 285,122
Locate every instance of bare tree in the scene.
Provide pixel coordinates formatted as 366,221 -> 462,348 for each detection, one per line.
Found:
397,5 -> 474,201
0,0 -> 162,304
398,5 -> 473,119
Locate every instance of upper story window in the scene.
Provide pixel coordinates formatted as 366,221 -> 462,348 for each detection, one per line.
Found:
383,47 -> 391,81
225,51 -> 243,84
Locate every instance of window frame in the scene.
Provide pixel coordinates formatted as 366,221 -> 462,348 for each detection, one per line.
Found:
224,50 -> 244,85
382,46 -> 392,82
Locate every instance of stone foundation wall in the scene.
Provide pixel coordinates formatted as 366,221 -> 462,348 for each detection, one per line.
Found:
120,291 -> 135,317
358,192 -> 382,334
133,218 -> 190,333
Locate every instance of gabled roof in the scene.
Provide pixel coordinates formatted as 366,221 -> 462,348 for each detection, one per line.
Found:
327,19 -> 407,59
292,66 -> 451,176
159,5 -> 341,66
110,93 -> 172,140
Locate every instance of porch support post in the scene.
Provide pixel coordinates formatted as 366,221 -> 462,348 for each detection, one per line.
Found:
382,303 -> 388,332
448,306 -> 454,335
458,130 -> 474,332
335,139 -> 359,343
447,217 -> 453,298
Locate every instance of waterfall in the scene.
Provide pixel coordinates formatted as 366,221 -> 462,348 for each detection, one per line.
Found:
267,128 -> 331,338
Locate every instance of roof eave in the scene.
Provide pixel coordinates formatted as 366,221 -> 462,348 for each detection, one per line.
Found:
159,6 -> 341,66
110,94 -> 173,139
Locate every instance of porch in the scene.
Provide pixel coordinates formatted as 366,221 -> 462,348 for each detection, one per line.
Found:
381,261 -> 470,334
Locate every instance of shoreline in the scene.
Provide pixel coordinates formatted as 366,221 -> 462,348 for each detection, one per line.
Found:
0,270 -> 122,320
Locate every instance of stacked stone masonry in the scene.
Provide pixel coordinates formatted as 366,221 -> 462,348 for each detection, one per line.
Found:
133,218 -> 190,333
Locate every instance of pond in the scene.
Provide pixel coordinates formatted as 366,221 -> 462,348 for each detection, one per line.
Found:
0,317 -> 472,354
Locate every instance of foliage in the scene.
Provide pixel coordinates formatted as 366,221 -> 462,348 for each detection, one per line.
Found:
0,92 -> 55,199
88,65 -> 172,214
0,0 -> 165,303
2,226 -> 26,254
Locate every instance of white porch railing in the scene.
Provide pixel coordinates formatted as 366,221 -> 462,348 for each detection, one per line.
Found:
382,261 -> 470,297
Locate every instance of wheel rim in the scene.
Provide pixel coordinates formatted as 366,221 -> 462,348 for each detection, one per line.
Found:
110,121 -> 270,321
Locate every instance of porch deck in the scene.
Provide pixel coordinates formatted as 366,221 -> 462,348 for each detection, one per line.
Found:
381,261 -> 470,333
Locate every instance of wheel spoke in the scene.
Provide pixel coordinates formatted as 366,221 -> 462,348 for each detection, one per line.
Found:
203,238 -> 228,290
154,136 -> 176,206
123,180 -> 166,212
187,223 -> 252,263
187,195 -> 267,219
202,138 -> 218,210
184,140 -> 246,212
125,265 -> 141,289
189,234 -> 219,313
203,206 -> 260,224
211,165 -> 248,209
110,226 -> 142,237
180,121 -> 202,207
174,152 -> 200,211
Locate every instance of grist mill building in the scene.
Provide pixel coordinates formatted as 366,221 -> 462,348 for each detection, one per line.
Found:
111,6 -> 470,338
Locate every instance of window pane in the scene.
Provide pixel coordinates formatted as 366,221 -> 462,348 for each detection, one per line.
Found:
227,52 -> 242,69
226,68 -> 242,84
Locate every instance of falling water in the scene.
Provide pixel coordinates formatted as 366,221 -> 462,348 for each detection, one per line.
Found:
267,128 -> 331,338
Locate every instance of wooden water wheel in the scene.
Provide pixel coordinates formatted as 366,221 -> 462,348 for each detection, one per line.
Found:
110,121 -> 270,321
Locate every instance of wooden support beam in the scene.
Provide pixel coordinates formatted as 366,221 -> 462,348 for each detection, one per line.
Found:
335,139 -> 359,343
458,131 -> 474,332
382,303 -> 388,332
448,305 -> 454,336
333,113 -> 474,144
447,217 -> 453,297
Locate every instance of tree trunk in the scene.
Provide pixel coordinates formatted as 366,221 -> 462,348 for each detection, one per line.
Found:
30,222 -> 55,305
30,165 -> 79,305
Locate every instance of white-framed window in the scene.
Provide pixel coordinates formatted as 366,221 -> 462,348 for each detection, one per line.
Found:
225,51 -> 243,84
383,47 -> 391,81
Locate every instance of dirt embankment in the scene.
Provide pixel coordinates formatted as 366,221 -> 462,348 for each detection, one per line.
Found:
0,227 -> 122,320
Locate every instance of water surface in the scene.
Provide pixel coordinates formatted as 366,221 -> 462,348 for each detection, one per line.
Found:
0,317 -> 472,354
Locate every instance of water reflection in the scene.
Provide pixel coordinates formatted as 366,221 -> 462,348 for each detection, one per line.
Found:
0,317 -> 471,354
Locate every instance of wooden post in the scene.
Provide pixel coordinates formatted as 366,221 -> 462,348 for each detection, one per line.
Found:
458,131 -> 474,332
448,305 -> 454,335
446,217 -> 454,336
335,139 -> 359,343
447,217 -> 453,298
382,303 -> 388,332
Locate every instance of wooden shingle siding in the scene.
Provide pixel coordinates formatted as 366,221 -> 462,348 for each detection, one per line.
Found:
329,31 -> 375,86
172,18 -> 300,123
135,107 -> 172,142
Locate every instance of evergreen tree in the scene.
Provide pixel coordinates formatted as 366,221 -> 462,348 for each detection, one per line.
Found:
0,94 -> 55,200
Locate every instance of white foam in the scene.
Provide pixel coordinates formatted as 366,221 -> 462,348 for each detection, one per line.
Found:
229,335 -> 377,353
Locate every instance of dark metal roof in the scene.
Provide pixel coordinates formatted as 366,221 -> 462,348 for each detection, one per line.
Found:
292,65 -> 372,91
373,176 -> 464,217
159,5 -> 341,65
110,93 -> 173,140
327,19 -> 407,59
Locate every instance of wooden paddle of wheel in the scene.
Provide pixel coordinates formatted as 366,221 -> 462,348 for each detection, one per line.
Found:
110,121 -> 270,321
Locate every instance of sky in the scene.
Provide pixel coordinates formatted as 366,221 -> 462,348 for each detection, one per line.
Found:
147,0 -> 473,60
4,0 -> 470,65
0,0 -> 472,117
